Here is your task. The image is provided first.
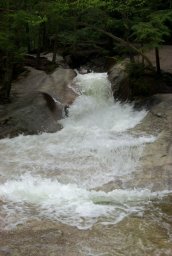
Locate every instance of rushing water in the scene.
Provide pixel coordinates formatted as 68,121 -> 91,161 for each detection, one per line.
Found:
0,73 -> 170,235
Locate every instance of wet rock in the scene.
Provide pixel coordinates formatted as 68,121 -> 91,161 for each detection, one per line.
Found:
0,67 -> 78,139
130,94 -> 172,191
0,247 -> 11,256
78,67 -> 90,74
41,53 -> 64,64
108,59 -> 172,102
0,95 -> 172,256
108,60 -> 131,101
63,49 -> 106,71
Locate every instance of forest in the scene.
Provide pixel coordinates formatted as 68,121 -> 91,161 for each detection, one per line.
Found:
0,0 -> 172,101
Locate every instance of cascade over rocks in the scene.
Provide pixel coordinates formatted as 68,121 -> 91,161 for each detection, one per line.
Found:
0,67 -> 78,138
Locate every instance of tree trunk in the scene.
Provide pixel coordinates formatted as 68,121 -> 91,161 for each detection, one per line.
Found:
99,29 -> 153,68
52,36 -> 58,64
129,53 -> 135,63
170,0 -> 172,8
155,47 -> 161,75
123,16 -> 135,63
141,43 -> 144,64
26,23 -> 31,52
36,48 -> 40,68
0,56 -> 13,99
36,25 -> 42,67
0,0 -> 14,100
42,22 -> 48,51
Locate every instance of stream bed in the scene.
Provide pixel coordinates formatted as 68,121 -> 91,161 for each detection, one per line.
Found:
0,72 -> 172,255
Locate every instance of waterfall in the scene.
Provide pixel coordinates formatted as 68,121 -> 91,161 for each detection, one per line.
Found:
0,72 -> 165,230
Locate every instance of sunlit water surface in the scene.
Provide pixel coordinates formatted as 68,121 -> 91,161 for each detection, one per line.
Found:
0,72 -> 172,255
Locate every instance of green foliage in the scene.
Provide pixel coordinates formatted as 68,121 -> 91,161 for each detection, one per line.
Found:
0,0 -> 172,99
132,22 -> 170,48
108,0 -> 147,14
126,62 -> 157,97
126,62 -> 147,78
132,9 -> 172,48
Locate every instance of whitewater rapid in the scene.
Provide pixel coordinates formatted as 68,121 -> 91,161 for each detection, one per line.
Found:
0,72 -> 165,230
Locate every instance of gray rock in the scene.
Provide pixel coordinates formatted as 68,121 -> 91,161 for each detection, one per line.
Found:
0,67 -> 78,138
0,247 -> 11,256
108,60 -> 131,101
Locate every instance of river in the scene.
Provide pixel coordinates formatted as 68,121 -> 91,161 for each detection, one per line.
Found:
0,72 -> 172,255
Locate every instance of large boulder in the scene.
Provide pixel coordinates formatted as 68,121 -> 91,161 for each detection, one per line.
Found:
108,60 -> 172,102
0,67 -> 78,138
108,61 -> 131,101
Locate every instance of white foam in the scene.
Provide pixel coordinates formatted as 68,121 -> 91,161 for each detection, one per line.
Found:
0,131 -> 155,188
1,174 -> 170,230
0,72 -> 158,230
61,73 -> 147,132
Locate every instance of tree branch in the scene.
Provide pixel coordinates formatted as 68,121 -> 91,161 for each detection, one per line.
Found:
79,23 -> 154,68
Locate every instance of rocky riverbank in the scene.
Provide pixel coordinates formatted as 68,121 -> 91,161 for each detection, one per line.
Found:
0,67 -> 78,139
0,93 -> 172,256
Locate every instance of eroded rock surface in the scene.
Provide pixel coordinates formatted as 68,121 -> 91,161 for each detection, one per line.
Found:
0,94 -> 172,256
108,60 -> 130,101
0,67 -> 78,138
131,94 -> 172,191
